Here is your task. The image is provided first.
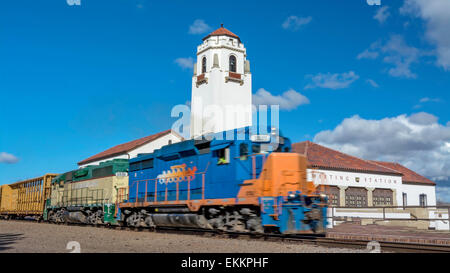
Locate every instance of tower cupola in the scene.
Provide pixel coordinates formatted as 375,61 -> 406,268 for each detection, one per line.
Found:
190,25 -> 253,139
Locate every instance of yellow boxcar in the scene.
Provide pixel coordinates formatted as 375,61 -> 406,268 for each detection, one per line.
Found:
0,174 -> 57,219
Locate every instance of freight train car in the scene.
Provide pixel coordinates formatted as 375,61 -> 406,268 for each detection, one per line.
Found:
45,159 -> 129,224
0,174 -> 57,220
118,127 -> 328,234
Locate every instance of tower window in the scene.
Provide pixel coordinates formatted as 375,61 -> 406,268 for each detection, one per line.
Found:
202,57 -> 207,74
229,55 -> 237,72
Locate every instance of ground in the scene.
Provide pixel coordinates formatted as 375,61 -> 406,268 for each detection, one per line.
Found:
0,220 -> 365,253
327,222 -> 450,245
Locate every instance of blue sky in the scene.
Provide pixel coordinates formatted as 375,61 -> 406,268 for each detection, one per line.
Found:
1,0 -> 449,200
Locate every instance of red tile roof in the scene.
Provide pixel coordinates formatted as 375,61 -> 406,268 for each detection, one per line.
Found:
203,25 -> 241,42
78,130 -> 172,166
369,161 -> 436,185
292,141 -> 402,175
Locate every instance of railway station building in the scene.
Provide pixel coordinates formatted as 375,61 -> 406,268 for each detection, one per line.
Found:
292,141 -> 436,208
78,129 -> 183,168
292,141 -> 447,230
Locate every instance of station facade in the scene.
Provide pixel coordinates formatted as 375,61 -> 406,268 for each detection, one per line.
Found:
293,141 -> 436,207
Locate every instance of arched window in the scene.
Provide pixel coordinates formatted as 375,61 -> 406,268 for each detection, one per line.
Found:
202,57 -> 207,74
229,55 -> 236,72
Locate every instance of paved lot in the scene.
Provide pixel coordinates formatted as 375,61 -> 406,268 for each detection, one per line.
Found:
328,222 -> 450,245
0,220 -> 366,253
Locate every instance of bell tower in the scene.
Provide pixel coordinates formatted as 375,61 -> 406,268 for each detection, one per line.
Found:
190,25 -> 252,139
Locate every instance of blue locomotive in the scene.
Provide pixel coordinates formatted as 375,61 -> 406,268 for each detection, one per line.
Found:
117,127 -> 327,234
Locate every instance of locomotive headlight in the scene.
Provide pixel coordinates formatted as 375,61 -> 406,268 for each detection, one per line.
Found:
289,193 -> 296,199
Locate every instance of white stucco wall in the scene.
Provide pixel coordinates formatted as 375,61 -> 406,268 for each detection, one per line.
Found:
401,183 -> 436,206
128,133 -> 182,158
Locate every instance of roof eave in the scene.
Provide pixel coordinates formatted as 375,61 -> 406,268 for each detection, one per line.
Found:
77,129 -> 173,166
309,165 -> 403,176
202,34 -> 241,43
77,151 -> 128,166
403,181 -> 436,186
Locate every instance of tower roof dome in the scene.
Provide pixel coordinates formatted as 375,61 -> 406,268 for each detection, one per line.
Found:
203,24 -> 241,42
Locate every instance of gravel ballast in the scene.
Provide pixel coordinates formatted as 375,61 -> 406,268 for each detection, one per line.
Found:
0,220 -> 366,253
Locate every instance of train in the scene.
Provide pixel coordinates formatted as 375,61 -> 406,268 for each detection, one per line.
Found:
45,159 -> 129,224
0,126 -> 328,234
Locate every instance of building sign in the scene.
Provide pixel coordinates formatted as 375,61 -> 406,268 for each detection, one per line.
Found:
309,169 -> 400,188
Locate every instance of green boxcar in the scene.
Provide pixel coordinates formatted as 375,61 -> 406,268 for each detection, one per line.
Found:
45,159 -> 129,224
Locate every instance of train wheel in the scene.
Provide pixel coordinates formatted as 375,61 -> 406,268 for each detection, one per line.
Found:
126,212 -> 144,227
224,211 -> 246,232
246,218 -> 264,233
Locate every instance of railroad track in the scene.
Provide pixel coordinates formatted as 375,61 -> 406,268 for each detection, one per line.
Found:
3,218 -> 450,253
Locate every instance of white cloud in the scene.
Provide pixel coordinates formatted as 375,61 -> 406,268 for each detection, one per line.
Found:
358,35 -> 421,78
357,49 -> 379,60
0,152 -> 19,164
409,112 -> 438,124
374,6 -> 391,24
174,57 -> 194,70
282,16 -> 312,31
400,0 -> 450,70
419,97 -> 441,103
313,112 -> 450,182
415,97 -> 442,108
382,35 -> 421,78
366,79 -> 379,88
305,71 -> 359,90
252,88 -> 309,111
188,19 -> 212,35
